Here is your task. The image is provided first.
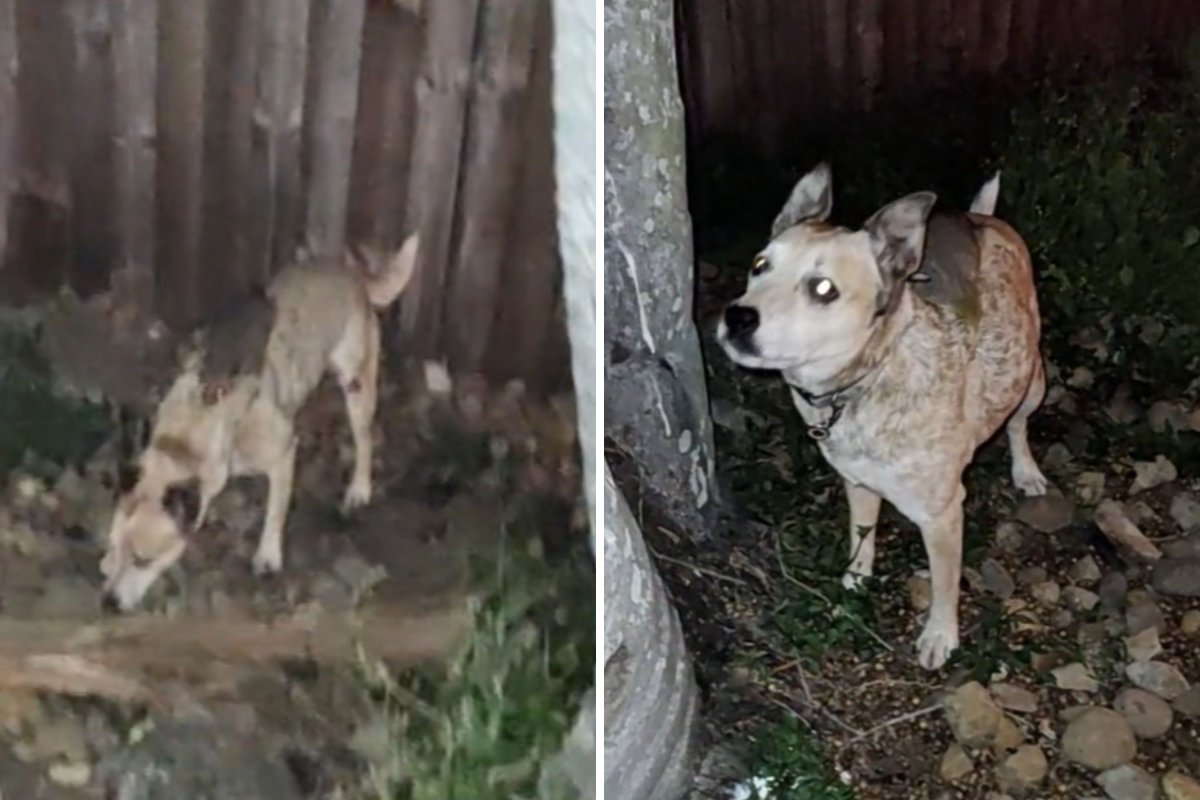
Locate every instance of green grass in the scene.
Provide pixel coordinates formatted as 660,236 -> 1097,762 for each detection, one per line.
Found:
356,532 -> 594,800
744,716 -> 856,800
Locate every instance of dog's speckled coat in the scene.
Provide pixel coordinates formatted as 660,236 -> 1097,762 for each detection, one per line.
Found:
718,166 -> 1046,669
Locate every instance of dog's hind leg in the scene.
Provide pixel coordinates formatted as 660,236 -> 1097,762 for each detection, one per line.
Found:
842,482 -> 882,590
1007,360 -> 1048,496
333,314 -> 380,510
253,434 -> 296,575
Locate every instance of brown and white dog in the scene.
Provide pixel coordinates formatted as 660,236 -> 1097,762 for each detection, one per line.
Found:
717,165 -> 1047,669
99,234 -> 420,611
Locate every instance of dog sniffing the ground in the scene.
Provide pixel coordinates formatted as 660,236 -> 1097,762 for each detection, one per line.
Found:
99,235 -> 420,611
717,164 -> 1047,669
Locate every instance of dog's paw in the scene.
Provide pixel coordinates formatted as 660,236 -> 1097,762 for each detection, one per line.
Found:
1012,464 -> 1049,497
916,621 -> 959,671
252,547 -> 282,576
342,480 -> 371,511
841,570 -> 870,591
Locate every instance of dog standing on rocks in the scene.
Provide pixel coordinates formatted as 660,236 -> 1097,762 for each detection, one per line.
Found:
717,164 -> 1047,669
99,235 -> 420,611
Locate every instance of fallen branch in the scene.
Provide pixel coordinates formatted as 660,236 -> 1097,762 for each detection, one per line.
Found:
0,599 -> 468,706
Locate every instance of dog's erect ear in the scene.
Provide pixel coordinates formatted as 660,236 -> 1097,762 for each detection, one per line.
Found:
163,480 -> 201,530
865,191 -> 937,315
771,162 -> 833,238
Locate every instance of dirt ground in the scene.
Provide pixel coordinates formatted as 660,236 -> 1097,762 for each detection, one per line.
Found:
645,258 -> 1200,799
0,298 -> 583,799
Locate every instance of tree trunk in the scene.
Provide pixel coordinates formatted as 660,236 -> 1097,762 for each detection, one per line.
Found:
604,0 -> 718,543
604,0 -> 706,794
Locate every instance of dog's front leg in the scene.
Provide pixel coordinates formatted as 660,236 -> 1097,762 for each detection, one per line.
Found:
915,488 -> 964,670
842,482 -> 882,590
252,437 -> 297,575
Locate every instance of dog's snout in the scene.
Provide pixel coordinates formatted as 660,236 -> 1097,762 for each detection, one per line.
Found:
723,304 -> 760,349
101,591 -> 121,614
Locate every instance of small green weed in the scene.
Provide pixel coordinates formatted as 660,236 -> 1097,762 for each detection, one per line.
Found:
744,716 -> 856,800
357,533 -> 594,800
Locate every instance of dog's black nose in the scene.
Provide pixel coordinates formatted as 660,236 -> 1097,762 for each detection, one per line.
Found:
723,304 -> 760,348
101,592 -> 121,614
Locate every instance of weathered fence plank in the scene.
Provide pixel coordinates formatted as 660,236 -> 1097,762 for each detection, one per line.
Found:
156,0 -> 208,325
249,0 -> 310,284
304,0 -> 367,261
398,0 -> 482,360
110,0 -> 157,314
0,0 -> 16,268
444,0 -> 540,374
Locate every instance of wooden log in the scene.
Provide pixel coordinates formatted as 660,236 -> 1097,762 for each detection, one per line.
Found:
67,0 -> 116,298
303,0 -> 367,261
0,0 -> 16,268
444,1 -> 539,374
110,0 -> 157,316
248,0 -> 310,284
398,0 -> 483,360
0,600 -> 468,704
156,0 -> 209,326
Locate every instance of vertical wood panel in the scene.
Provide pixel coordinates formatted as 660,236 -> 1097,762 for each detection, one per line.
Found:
0,0 -> 16,267
822,0 -> 849,112
444,1 -> 539,374
156,0 -> 208,325
397,0 -> 482,359
303,0 -> 367,260
852,0 -> 884,112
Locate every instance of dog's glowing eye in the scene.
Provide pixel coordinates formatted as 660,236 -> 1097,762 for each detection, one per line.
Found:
808,277 -> 840,304
750,255 -> 769,276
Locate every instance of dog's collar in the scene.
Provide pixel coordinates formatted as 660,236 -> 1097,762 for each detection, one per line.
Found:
790,367 -> 876,441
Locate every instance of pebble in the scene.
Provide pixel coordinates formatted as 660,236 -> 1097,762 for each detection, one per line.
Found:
996,521 -> 1027,553
1016,494 -> 1075,533
1169,492 -> 1200,531
1099,572 -> 1130,613
1163,771 -> 1200,800
1061,708 -> 1137,771
1163,533 -> 1200,559
943,681 -> 1003,748
1151,558 -> 1200,597
990,684 -> 1039,714
1096,763 -> 1159,800
993,715 -> 1024,754
1077,472 -> 1107,504
1016,566 -> 1047,586
1052,662 -> 1100,693
1114,688 -> 1174,738
939,743 -> 974,783
1174,686 -> 1200,718
1130,455 -> 1178,493
1126,661 -> 1191,701
1064,586 -> 1101,612
1095,500 -> 1164,562
1070,555 -> 1104,585
996,745 -> 1047,796
907,575 -> 932,612
1182,610 -> 1200,635
48,761 -> 92,788
1031,581 -> 1062,607
1126,601 -> 1166,636
982,559 -> 1016,599
1124,627 -> 1163,662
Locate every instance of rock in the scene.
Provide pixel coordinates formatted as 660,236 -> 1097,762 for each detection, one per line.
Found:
1068,366 -> 1096,388
1131,456 -> 1178,494
1149,401 -> 1191,433
1061,704 -> 1100,723
1053,662 -> 1100,693
996,521 -> 1027,553
1124,627 -> 1163,662
1170,494 -> 1200,532
1151,559 -> 1200,596
331,553 -> 388,596
1017,494 -> 1075,533
993,715 -> 1025,753
1031,651 -> 1066,674
26,716 -> 90,763
48,761 -> 92,788
1061,708 -> 1137,771
1100,572 -> 1130,613
1070,555 -> 1104,585
990,684 -> 1039,714
908,575 -> 932,612
939,743 -> 973,783
1172,686 -> 1200,718
0,690 -> 44,735
1126,601 -> 1166,636
1115,688 -> 1173,739
1163,771 -> 1200,800
943,681 -> 1003,748
1106,385 -> 1142,424
1076,472 -> 1107,504
982,559 -> 1016,599
1050,609 -> 1075,629
1017,566 -> 1047,586
1163,534 -> 1200,559
1126,661 -> 1191,701
1031,581 -> 1061,607
1064,586 -> 1101,612
1044,443 -> 1073,469
996,745 -> 1047,796
1096,764 -> 1159,800
1181,610 -> 1200,635
1096,501 -> 1164,562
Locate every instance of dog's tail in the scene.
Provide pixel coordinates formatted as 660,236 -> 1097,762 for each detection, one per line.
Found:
362,232 -> 421,309
969,172 -> 1001,216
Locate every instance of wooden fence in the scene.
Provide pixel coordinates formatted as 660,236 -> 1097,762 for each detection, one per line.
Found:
675,0 -> 1200,164
0,0 -> 567,391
